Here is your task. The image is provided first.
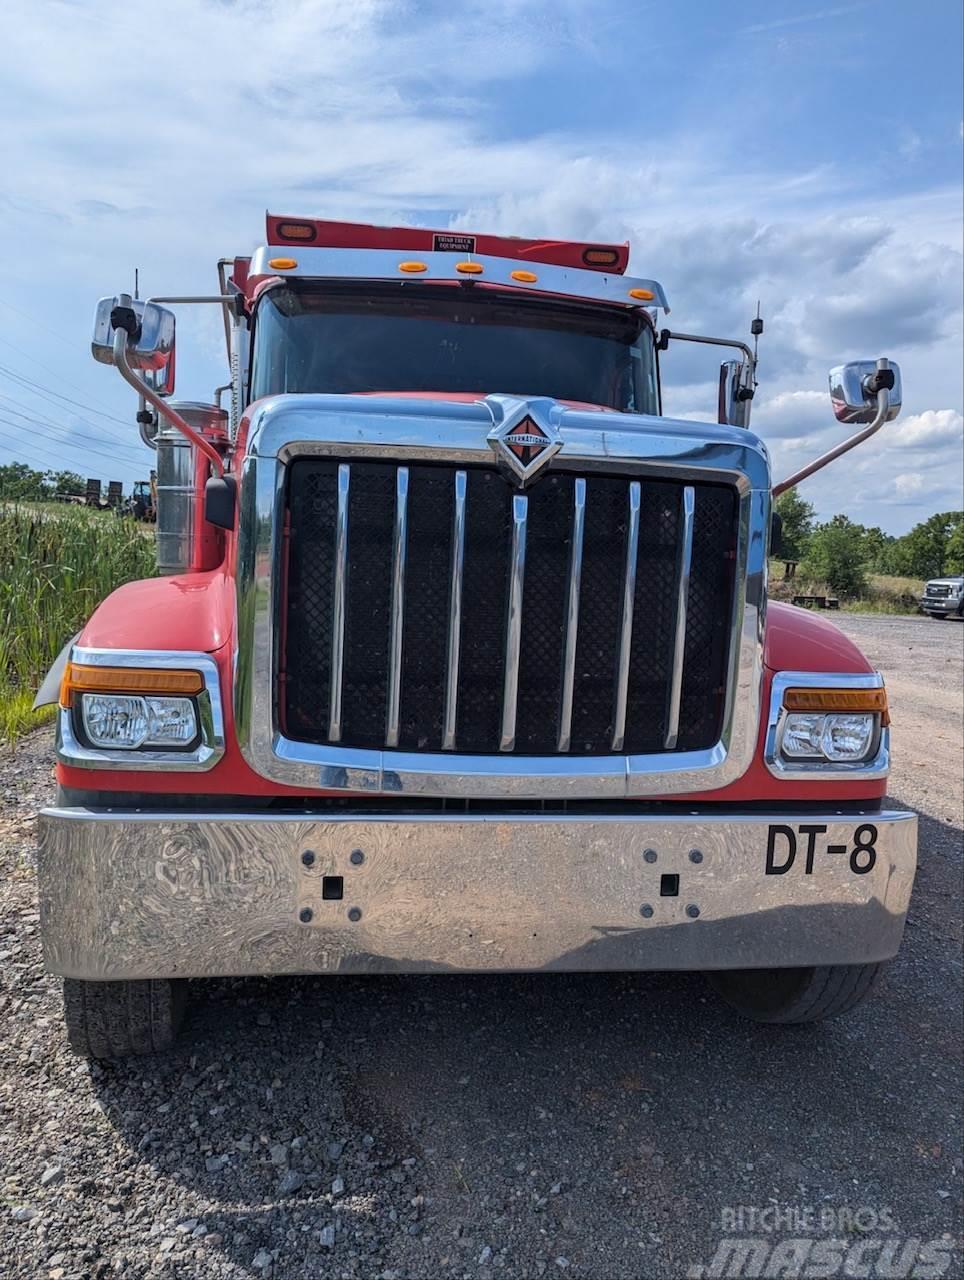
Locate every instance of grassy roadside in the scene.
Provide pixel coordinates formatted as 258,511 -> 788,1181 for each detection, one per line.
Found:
0,504 -> 155,743
768,563 -> 923,615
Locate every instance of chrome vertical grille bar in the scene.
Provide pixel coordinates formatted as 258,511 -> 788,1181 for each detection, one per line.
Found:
441,470 -> 467,750
327,463 -> 350,743
557,477 -> 586,752
611,481 -> 641,751
499,493 -> 528,752
385,466 -> 409,748
664,485 -> 696,749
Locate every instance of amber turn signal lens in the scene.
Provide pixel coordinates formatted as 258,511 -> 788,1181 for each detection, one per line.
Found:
60,663 -> 204,708
783,686 -> 889,725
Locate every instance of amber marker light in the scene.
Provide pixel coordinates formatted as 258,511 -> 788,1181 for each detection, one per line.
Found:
276,222 -> 317,241
510,269 -> 538,283
267,257 -> 298,270
583,248 -> 620,266
783,686 -> 889,725
60,663 -> 204,709
398,261 -> 428,273
455,261 -> 484,274
628,287 -> 655,301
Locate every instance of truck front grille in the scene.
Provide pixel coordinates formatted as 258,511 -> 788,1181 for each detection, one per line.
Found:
281,460 -> 737,756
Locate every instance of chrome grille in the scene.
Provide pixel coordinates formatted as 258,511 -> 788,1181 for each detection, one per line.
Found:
282,460 -> 738,756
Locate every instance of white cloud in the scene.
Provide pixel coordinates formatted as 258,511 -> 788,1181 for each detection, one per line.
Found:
0,0 -> 960,532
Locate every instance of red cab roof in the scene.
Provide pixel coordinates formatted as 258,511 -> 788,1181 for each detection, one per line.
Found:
266,215 -> 630,275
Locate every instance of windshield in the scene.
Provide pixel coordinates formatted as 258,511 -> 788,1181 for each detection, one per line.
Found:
250,282 -> 659,412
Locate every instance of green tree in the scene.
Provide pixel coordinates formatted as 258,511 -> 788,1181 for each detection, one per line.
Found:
890,511 -> 964,579
44,469 -> 86,497
0,462 -> 48,500
803,515 -> 868,596
773,487 -> 815,561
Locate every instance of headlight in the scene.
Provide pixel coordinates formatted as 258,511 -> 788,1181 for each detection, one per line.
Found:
782,711 -> 876,762
81,693 -> 199,750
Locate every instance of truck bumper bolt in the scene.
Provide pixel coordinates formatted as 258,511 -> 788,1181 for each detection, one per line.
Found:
643,849 -> 658,863
299,907 -> 314,924
639,904 -> 654,918
347,907 -> 362,922
301,850 -> 315,867
686,904 -> 701,919
349,849 -> 365,866
689,849 -> 703,864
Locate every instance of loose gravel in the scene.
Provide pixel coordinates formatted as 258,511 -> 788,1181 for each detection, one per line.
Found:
1,615 -> 961,1279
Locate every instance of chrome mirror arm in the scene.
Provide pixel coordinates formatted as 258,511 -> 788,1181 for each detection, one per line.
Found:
772,358 -> 892,497
112,322 -> 225,477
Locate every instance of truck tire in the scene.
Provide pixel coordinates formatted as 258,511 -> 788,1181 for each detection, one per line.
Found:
62,978 -> 187,1058
707,962 -> 884,1024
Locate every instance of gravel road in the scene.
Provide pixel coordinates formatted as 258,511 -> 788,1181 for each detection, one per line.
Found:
2,613 -> 961,1280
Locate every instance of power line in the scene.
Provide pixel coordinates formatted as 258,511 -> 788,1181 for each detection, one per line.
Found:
0,360 -> 135,431
0,331 -> 134,425
0,419 -> 147,476
0,398 -> 146,460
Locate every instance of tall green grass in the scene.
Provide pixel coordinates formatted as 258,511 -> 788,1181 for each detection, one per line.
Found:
0,505 -> 155,742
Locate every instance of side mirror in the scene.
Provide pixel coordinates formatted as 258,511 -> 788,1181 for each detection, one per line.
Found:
718,359 -> 753,428
829,360 -> 902,424
92,297 -> 176,396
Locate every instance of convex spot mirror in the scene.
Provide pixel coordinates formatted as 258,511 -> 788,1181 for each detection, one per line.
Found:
829,360 -> 902,425
91,297 -> 176,396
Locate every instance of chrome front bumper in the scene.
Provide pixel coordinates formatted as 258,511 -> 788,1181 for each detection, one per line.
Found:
37,808 -> 917,980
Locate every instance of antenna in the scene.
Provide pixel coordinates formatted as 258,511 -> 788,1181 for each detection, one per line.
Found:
750,300 -> 763,386
134,268 -> 140,301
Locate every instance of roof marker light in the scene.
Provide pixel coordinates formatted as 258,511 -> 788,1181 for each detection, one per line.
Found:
583,248 -> 620,266
276,221 -> 317,241
455,262 -> 484,275
399,261 -> 428,273
268,257 -> 298,270
510,269 -> 538,283
628,287 -> 655,301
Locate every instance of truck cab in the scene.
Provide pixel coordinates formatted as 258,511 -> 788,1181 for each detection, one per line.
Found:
36,216 -> 916,1057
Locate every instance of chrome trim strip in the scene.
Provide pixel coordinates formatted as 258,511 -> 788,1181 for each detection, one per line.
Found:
557,477 -> 586,752
500,493 -> 529,752
442,470 -> 467,751
385,466 -> 409,748
664,485 -> 696,750
328,463 -> 350,743
611,481 -> 641,752
55,647 -> 225,772
248,245 -> 671,313
764,670 -> 890,781
234,396 -> 770,798
38,806 -> 917,978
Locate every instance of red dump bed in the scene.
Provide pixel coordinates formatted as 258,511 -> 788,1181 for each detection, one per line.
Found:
266,215 -> 630,275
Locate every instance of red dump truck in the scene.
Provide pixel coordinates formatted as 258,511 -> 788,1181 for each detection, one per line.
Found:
35,216 -> 916,1057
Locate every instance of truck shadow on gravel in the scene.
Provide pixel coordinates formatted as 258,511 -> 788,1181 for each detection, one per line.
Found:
82,808 -> 961,1279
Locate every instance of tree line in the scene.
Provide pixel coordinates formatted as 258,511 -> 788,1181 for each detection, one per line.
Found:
775,489 -> 964,596
0,462 -> 87,501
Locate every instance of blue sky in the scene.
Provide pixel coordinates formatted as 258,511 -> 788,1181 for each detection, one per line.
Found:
0,0 -> 961,532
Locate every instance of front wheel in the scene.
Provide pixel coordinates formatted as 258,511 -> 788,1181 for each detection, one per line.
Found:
707,962 -> 885,1024
62,978 -> 187,1058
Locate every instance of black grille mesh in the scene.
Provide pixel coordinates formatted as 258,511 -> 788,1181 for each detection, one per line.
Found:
283,459 -> 737,755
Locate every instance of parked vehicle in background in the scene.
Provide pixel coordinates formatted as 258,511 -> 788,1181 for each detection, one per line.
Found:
34,214 -> 916,1057
920,575 -> 964,618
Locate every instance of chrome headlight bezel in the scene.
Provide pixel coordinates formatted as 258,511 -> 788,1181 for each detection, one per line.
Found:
56,648 -> 225,772
764,671 -> 889,780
